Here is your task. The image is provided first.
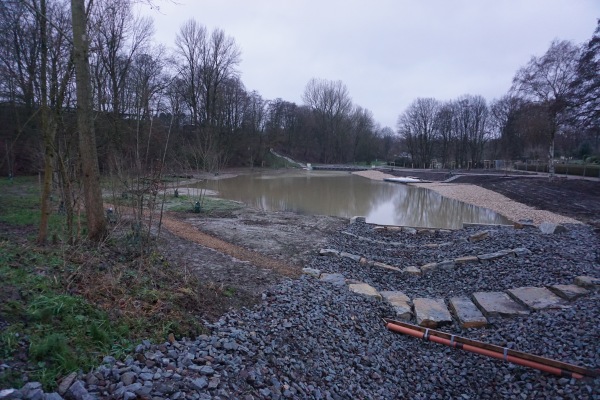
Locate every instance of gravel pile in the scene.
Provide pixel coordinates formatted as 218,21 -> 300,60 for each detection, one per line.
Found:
4,223 -> 600,400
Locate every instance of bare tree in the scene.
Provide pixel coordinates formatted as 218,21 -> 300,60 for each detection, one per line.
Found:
90,0 -> 154,147
397,98 -> 440,167
570,20 -> 600,152
71,0 -> 106,240
434,102 -> 453,167
174,19 -> 241,172
302,78 -> 353,163
511,40 -> 580,175
38,0 -> 53,244
490,95 -> 526,159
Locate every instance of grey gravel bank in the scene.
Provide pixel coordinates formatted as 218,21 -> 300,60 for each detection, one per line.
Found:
3,222 -> 600,399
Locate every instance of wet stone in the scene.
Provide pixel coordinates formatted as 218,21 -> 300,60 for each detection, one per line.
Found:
380,291 -> 412,320
477,250 -> 514,261
348,283 -> 382,300
420,262 -> 438,274
403,266 -> 422,276
472,292 -> 530,317
574,275 -> 600,289
340,252 -> 362,262
58,372 -> 78,395
454,256 -> 479,264
319,273 -> 346,286
548,284 -> 589,300
413,298 -> 453,328
302,268 -> 321,278
319,248 -> 339,257
512,247 -> 532,257
469,230 -> 489,242
449,297 -> 487,328
437,260 -> 455,271
507,287 -> 570,310
371,261 -> 402,272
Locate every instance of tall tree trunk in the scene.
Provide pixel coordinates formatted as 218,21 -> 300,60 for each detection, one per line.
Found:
71,0 -> 106,241
38,0 -> 52,244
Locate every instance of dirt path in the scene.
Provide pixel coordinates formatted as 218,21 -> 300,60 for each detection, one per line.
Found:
160,212 -> 300,278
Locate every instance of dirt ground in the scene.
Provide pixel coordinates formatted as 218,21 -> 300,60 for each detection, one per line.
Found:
157,206 -> 346,318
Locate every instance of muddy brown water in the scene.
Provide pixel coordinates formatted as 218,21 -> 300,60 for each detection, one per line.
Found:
196,170 -> 512,229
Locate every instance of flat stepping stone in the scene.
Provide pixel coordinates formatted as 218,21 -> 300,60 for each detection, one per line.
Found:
449,297 -> 488,329
437,260 -> 455,271
420,262 -> 438,274
512,247 -> 532,257
371,261 -> 402,272
413,298 -> 453,328
574,276 -> 600,289
302,268 -> 321,278
477,250 -> 514,261
319,248 -> 339,256
548,284 -> 589,300
472,292 -> 530,317
507,287 -> 570,310
380,291 -> 412,320
454,256 -> 479,264
348,283 -> 381,300
319,273 -> 346,286
469,230 -> 489,242
403,266 -> 422,276
340,251 -> 362,262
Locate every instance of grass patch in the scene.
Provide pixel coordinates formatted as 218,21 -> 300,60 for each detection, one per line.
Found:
0,177 -> 209,391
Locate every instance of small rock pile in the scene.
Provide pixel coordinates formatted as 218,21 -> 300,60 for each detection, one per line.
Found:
2,222 -> 599,399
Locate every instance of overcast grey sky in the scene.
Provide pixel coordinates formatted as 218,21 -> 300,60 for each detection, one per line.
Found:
138,0 -> 599,129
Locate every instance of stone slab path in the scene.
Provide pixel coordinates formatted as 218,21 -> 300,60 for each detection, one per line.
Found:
449,297 -> 488,328
548,284 -> 589,300
304,266 -> 599,330
472,292 -> 530,317
380,291 -> 412,320
507,287 -> 569,310
413,298 -> 453,328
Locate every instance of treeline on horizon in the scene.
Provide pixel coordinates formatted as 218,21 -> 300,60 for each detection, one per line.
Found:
0,0 -> 598,176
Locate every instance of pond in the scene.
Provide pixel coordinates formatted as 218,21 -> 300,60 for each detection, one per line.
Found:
199,170 -> 511,229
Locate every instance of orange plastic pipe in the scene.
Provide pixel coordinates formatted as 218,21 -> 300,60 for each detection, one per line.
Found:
386,323 -> 584,379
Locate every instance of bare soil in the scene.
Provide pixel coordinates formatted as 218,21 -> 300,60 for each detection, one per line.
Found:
157,207 -> 346,318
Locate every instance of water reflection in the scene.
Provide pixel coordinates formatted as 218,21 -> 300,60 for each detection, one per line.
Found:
198,171 -> 511,228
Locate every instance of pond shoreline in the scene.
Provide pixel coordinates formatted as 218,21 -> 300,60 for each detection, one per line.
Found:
352,169 -> 580,226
